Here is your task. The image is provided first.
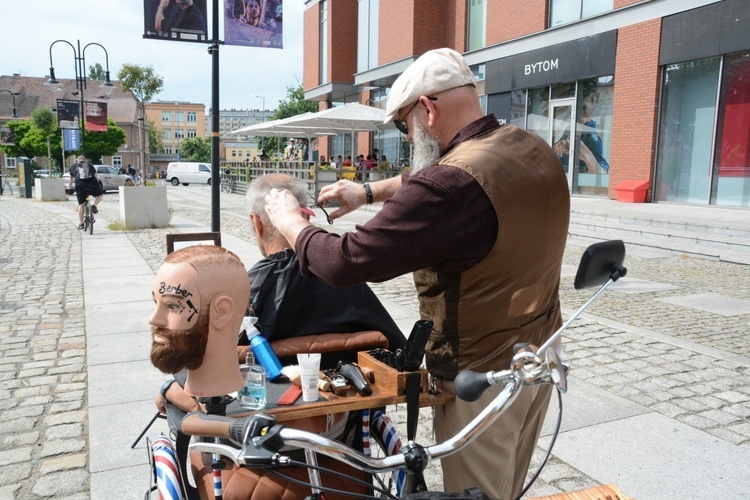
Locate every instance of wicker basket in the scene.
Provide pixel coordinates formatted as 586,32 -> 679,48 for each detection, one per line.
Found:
529,484 -> 630,500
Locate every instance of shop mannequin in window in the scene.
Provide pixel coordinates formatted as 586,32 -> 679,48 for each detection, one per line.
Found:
150,245 -> 250,398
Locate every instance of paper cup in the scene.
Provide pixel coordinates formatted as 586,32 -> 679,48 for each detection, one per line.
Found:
297,353 -> 321,402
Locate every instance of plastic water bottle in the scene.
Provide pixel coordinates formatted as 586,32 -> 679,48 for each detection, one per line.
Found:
238,351 -> 266,410
243,317 -> 283,381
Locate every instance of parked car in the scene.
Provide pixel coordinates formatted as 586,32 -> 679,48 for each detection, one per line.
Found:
62,165 -> 135,192
35,169 -> 53,178
166,162 -> 212,186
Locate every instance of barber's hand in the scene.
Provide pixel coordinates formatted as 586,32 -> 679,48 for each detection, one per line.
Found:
265,188 -> 307,232
155,384 -> 200,414
317,180 -> 367,221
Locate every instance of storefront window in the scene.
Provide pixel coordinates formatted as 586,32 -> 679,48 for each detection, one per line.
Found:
573,76 -> 613,195
712,51 -> 750,207
526,86 -> 550,141
655,57 -> 720,203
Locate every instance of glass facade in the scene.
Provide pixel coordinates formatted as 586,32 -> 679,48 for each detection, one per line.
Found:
713,51 -> 750,207
467,0 -> 486,52
549,0 -> 613,28
655,58 -> 721,204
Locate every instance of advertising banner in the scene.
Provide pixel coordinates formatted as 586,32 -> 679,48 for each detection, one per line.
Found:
0,127 -> 14,146
224,0 -> 283,49
143,0 -> 208,43
84,102 -> 108,132
57,100 -> 81,130
63,129 -> 80,151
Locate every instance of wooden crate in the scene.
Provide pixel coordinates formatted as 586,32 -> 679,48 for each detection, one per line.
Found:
357,351 -> 429,398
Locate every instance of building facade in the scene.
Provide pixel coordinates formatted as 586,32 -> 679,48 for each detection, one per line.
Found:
207,108 -> 274,141
144,100 -> 207,170
302,0 -> 750,207
0,75 -> 142,174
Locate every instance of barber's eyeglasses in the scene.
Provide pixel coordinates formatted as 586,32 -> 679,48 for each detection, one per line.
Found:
307,193 -> 333,225
393,96 -> 438,135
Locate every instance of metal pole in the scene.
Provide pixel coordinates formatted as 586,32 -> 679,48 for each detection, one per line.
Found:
210,0 -> 220,232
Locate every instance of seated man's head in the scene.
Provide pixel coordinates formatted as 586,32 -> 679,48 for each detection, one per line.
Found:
150,246 -> 249,395
245,173 -> 311,257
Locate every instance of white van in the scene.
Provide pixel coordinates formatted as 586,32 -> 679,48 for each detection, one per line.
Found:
166,162 -> 212,186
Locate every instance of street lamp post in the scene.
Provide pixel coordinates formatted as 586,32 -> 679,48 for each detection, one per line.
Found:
46,39 -> 114,158
0,90 -> 19,119
175,102 -> 181,161
252,94 -> 265,156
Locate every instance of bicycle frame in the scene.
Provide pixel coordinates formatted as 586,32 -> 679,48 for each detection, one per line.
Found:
180,240 -> 627,499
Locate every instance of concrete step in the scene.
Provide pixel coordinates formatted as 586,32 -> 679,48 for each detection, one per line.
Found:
568,225 -> 750,265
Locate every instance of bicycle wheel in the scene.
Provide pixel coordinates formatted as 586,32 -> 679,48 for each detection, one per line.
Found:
367,409 -> 406,497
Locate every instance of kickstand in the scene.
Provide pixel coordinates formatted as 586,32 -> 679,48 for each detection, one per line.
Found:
131,412 -> 166,449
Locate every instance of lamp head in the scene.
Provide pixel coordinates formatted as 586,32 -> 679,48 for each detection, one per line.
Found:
101,71 -> 114,96
46,67 -> 59,86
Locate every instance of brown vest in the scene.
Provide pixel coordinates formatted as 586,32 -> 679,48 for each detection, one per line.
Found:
415,125 -> 570,380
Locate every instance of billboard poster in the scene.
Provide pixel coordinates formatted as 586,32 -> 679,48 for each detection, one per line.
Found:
0,127 -> 14,146
63,128 -> 80,151
224,0 -> 283,49
84,102 -> 108,132
57,100 -> 81,130
144,0 -> 208,43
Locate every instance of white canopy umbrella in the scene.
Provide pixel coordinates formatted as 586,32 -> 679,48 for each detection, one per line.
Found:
275,103 -> 396,159
231,113 -> 335,160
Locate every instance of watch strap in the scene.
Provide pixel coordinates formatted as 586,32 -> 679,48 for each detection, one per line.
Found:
160,378 -> 177,399
363,182 -> 373,205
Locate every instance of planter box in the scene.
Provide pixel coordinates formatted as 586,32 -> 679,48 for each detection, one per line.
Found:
368,171 -> 382,181
119,185 -> 169,229
317,170 -> 337,182
35,178 -> 67,201
614,180 -> 649,203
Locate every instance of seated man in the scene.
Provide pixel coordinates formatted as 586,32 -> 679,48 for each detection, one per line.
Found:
157,172 -> 406,413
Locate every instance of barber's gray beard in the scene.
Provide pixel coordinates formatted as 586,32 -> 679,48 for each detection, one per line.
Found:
410,117 -> 441,173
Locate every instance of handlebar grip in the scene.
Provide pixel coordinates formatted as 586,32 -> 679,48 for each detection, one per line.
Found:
179,412 -> 248,444
453,370 -> 492,402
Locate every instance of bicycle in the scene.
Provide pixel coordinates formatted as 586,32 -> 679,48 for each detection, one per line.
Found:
68,188 -> 95,235
0,174 -> 13,196
220,170 -> 235,194
151,240 -> 627,500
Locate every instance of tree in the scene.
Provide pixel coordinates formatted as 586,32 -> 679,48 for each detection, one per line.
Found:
117,64 -> 164,183
0,120 -> 44,160
82,118 -> 126,163
31,108 -> 57,171
179,137 -> 211,162
148,120 -> 163,154
258,84 -> 319,156
89,63 -> 106,80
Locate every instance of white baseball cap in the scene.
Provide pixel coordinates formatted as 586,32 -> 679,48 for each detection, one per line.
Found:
384,48 -> 476,124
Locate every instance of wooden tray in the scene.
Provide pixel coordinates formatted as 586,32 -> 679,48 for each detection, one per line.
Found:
357,351 -> 429,398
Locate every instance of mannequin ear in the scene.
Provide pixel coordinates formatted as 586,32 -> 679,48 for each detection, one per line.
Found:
209,293 -> 235,330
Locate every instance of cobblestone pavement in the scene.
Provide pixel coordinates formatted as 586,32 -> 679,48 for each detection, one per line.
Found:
2,187 -> 749,499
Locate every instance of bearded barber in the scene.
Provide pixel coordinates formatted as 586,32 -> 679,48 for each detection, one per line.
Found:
265,48 -> 570,499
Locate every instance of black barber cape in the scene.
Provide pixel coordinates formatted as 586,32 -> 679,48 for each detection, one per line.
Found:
240,249 -> 406,350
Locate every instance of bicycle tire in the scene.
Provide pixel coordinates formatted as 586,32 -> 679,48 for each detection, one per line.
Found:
88,206 -> 94,235
368,409 -> 406,497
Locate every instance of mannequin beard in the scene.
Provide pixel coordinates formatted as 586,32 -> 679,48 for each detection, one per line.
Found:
410,117 -> 442,173
150,309 -> 210,374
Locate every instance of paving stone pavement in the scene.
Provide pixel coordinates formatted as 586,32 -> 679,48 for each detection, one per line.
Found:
1,186 -> 749,499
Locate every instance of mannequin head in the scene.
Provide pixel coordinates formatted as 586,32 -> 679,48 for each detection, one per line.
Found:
150,245 -> 250,397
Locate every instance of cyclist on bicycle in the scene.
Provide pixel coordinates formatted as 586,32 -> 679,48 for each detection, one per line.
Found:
67,155 -> 103,230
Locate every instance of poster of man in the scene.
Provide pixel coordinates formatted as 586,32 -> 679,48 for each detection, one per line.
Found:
57,100 -> 80,130
84,102 -> 108,132
143,0 -> 208,43
224,0 -> 283,49
0,128 -> 14,146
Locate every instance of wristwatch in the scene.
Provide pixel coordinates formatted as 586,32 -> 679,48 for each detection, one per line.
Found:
363,182 -> 373,205
160,378 -> 177,400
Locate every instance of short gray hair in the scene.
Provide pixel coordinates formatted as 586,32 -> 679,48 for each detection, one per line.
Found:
245,173 -> 308,225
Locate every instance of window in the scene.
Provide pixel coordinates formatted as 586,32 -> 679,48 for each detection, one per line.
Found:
471,64 -> 487,112
112,156 -> 122,169
231,151 -> 237,157
163,129 -> 172,140
187,112 -> 197,122
655,57 -> 721,204
357,0 -> 379,72
175,129 -> 185,139
320,0 -> 328,85
175,111 -> 184,123
162,111 -> 170,122
164,147 -> 172,154
187,130 -> 197,139
5,157 -> 16,169
467,0 -> 486,51
549,0 -> 613,28
713,50 -> 750,207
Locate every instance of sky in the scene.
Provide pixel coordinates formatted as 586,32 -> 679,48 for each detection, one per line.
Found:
1,0 -> 306,113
